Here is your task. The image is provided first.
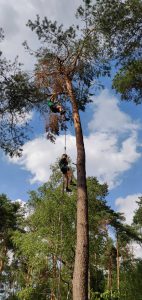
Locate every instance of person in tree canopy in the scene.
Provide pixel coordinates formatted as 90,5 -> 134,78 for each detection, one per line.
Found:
59,154 -> 76,192
47,96 -> 69,121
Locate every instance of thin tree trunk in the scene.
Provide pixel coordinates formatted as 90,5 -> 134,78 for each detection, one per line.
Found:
110,256 -> 112,294
0,245 -> 7,274
107,269 -> 109,290
52,255 -> 57,298
0,259 -> 4,273
108,256 -> 112,291
65,77 -> 89,300
116,234 -> 120,292
88,266 -> 91,300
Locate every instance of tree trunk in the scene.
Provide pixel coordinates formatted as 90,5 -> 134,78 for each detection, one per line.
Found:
116,234 -> 120,292
65,77 -> 89,300
108,256 -> 112,292
0,259 -> 3,273
88,266 -> 91,300
0,245 -> 7,273
52,255 -> 57,298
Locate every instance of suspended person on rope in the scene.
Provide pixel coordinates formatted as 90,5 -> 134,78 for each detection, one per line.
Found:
47,95 -> 69,122
59,154 -> 76,192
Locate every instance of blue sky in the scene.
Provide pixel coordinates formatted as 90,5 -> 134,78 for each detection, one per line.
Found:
0,0 -> 142,243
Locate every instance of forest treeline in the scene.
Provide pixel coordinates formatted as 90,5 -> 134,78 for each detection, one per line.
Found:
0,162 -> 142,300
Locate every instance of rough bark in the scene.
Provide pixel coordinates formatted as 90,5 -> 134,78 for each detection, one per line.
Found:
116,234 -> 120,292
65,77 -> 89,300
108,256 -> 112,292
0,245 -> 7,274
0,259 -> 4,273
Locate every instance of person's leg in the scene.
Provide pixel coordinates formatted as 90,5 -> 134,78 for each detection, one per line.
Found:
61,167 -> 70,191
64,173 -> 69,188
56,105 -> 69,118
55,105 -> 70,121
67,168 -> 76,186
61,167 -> 73,192
56,105 -> 62,112
67,169 -> 72,185
64,173 -> 72,192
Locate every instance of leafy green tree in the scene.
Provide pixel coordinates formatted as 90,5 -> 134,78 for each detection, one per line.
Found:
0,194 -> 21,287
0,31 -> 42,157
12,167 -> 141,300
93,0 -> 142,103
12,183 -> 76,299
133,197 -> 142,229
10,172 -> 110,299
7,169 -> 141,300
119,258 -> 142,300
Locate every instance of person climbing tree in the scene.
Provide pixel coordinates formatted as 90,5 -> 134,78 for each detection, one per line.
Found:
59,154 -> 76,192
47,96 -> 69,122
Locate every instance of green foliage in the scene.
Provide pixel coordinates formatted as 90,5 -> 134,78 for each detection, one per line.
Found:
119,259 -> 142,300
11,171 -> 140,299
94,0 -> 142,60
93,0 -> 142,103
17,287 -> 37,300
8,296 -> 19,300
0,194 -> 21,248
0,52 -> 45,156
0,33 -> 47,156
0,0 -> 111,155
10,170 -> 113,299
22,1 -> 110,143
0,193 -> 23,293
133,197 -> 142,226
133,196 -> 142,243
0,163 -> 142,299
91,290 -> 120,300
0,54 -> 37,156
113,60 -> 142,104
1,0 -> 141,154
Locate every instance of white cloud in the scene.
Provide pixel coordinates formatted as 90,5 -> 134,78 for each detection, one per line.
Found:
130,242 -> 142,259
9,90 -> 141,188
115,194 -> 142,259
85,132 -> 140,188
0,2 -> 19,37
13,198 -> 26,207
0,0 -> 81,70
115,194 -> 141,225
89,89 -> 139,134
10,134 -> 76,184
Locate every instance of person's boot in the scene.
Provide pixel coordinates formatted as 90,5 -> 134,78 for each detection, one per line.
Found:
66,187 -> 72,192
65,117 -> 70,121
70,180 -> 76,186
60,110 -> 66,115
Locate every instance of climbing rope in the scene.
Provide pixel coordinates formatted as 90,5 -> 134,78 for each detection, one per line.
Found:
64,96 -> 67,155
64,125 -> 67,154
